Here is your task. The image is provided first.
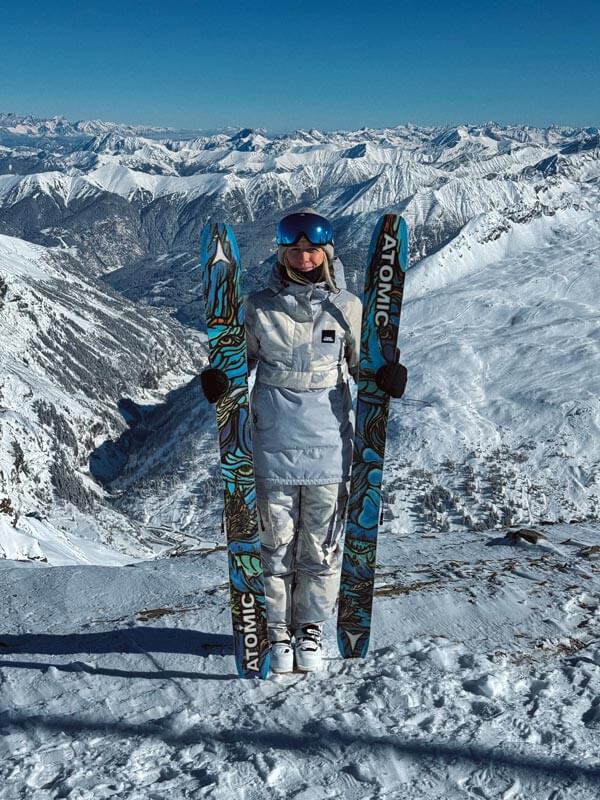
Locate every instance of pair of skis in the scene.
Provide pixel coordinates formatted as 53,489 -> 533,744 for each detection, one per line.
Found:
199,215 -> 409,677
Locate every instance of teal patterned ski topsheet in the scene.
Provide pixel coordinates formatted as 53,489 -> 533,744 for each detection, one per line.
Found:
337,214 -> 409,659
199,223 -> 270,679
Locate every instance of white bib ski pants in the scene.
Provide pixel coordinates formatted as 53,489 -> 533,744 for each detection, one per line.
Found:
257,482 -> 348,641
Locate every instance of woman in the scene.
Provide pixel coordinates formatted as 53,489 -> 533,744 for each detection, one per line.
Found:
202,209 -> 406,673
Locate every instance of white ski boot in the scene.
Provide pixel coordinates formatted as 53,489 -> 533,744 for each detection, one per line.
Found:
270,637 -> 294,674
294,625 -> 323,672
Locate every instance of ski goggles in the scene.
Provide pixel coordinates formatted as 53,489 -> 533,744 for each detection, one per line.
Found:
276,212 -> 334,246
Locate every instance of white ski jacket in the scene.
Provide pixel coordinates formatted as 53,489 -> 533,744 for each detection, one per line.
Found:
246,259 -> 362,486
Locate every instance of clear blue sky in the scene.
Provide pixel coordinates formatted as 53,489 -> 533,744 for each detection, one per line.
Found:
1,0 -> 598,131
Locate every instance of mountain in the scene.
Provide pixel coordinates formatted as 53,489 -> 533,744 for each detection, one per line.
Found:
1,115 -> 597,280
0,112 -> 599,563
0,112 -> 188,142
0,233 -> 207,562
1,113 -> 599,800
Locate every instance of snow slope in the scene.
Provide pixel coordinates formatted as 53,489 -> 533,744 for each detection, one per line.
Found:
0,233 -> 206,562
383,202 -> 600,535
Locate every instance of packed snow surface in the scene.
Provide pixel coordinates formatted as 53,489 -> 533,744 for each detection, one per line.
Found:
1,523 -> 599,798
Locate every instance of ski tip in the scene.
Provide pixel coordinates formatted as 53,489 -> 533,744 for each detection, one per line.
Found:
398,216 -> 409,273
367,213 -> 410,274
200,221 -> 236,251
199,223 -> 241,279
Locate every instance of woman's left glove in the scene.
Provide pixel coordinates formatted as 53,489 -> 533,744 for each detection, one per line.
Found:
375,361 -> 407,398
200,367 -> 230,403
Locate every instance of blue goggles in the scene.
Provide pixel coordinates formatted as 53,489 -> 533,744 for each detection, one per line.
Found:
276,212 -> 334,246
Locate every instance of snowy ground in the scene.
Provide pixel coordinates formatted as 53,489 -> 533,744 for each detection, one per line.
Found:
1,119 -> 599,798
1,522 -> 599,799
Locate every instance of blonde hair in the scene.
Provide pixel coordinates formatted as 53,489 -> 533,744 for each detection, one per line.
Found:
281,249 -> 338,292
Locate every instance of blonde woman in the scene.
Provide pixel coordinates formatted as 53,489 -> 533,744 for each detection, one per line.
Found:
201,209 -> 406,672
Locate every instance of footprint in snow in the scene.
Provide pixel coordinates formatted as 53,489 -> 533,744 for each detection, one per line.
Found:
462,672 -> 509,700
581,697 -> 600,727
511,717 -> 541,743
471,700 -> 503,719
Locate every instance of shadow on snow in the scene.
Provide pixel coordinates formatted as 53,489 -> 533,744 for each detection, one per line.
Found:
0,626 -> 235,681
0,711 -> 599,784
88,378 -> 209,484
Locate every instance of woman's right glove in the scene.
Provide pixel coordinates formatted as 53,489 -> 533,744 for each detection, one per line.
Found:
199,367 -> 230,403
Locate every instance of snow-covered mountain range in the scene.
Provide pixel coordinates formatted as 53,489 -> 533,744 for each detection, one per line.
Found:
0,112 -> 599,563
1,113 -> 599,799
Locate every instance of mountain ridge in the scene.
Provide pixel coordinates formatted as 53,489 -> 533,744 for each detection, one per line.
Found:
0,113 -> 598,563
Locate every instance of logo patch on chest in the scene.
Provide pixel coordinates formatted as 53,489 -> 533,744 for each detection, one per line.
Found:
321,329 -> 336,344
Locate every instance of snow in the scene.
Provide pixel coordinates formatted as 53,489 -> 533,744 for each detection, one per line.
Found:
1,113 -> 600,796
0,231 -> 205,565
0,233 -> 52,280
378,197 -> 600,538
1,203 -> 600,792
1,523 -> 599,798
87,161 -> 229,202
0,515 -> 134,566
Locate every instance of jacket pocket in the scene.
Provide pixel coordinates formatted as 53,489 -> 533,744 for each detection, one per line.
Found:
251,383 -> 276,433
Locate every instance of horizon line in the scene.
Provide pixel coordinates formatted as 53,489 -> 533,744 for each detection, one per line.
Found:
1,110 -> 599,139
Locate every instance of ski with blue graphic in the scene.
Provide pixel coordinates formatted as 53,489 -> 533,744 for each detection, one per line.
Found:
337,214 -> 409,659
199,223 -> 270,679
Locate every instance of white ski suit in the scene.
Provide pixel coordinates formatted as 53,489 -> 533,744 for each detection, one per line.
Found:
246,259 -> 362,640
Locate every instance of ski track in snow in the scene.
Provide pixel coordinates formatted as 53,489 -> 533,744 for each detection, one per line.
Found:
1,525 -> 599,799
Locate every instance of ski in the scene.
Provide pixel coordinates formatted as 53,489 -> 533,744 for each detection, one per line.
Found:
199,223 -> 270,679
337,214 -> 409,659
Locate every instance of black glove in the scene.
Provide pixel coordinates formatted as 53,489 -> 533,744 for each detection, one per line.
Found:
375,360 -> 407,399
200,367 -> 230,403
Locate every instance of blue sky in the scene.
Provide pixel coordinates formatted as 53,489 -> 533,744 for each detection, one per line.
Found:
1,0 -> 598,131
